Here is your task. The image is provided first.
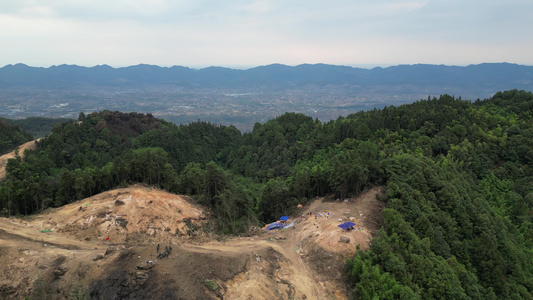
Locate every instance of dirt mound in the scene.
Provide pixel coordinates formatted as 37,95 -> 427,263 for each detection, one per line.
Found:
33,185 -> 207,244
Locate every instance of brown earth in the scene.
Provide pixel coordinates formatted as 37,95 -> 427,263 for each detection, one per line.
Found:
0,138 -> 41,180
0,185 -> 384,300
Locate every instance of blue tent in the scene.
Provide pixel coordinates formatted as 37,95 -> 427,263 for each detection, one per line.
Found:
338,222 -> 356,230
266,222 -> 284,230
280,216 -> 289,221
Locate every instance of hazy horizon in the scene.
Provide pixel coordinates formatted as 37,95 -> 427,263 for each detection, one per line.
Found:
2,1 -> 532,68
2,61 -> 531,71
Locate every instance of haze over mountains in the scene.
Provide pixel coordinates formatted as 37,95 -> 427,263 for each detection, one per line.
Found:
2,62 -> 532,89
1,62 -> 532,130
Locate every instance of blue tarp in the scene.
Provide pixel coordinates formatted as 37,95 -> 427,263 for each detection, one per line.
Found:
267,222 -> 285,230
338,222 -> 356,230
280,216 -> 289,221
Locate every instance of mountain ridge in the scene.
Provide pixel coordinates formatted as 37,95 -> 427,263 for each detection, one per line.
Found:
1,62 -> 531,89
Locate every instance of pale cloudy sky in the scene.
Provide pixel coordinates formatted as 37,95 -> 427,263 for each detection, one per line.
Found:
1,0 -> 532,68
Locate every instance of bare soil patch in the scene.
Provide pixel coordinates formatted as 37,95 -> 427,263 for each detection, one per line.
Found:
30,185 -> 207,245
0,186 -> 385,299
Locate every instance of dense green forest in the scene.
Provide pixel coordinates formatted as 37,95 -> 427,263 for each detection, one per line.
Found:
1,90 -> 533,298
0,118 -> 33,154
0,116 -> 71,155
2,116 -> 72,139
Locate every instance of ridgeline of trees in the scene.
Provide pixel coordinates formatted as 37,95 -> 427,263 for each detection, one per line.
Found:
1,90 -> 533,298
1,116 -> 73,154
3,117 -> 72,138
0,118 -> 33,155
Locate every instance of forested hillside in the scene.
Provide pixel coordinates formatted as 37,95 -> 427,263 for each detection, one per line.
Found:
4,117 -> 72,138
1,90 -> 533,298
0,118 -> 33,155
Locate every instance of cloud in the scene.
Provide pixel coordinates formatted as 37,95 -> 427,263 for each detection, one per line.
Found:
0,0 -> 532,67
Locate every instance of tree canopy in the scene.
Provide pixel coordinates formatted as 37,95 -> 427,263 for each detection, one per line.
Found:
2,91 -> 533,298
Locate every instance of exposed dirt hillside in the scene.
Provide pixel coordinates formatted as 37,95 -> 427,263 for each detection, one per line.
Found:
34,186 -> 207,245
0,185 -> 384,300
0,138 -> 40,180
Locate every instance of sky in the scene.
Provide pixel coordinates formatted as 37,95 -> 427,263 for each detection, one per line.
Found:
2,0 -> 533,69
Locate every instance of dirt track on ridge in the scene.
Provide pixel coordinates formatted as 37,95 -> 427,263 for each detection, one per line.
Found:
0,139 -> 40,180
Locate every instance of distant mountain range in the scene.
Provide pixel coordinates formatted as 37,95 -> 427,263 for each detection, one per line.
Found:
1,62 -> 532,91
2,62 -> 533,131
